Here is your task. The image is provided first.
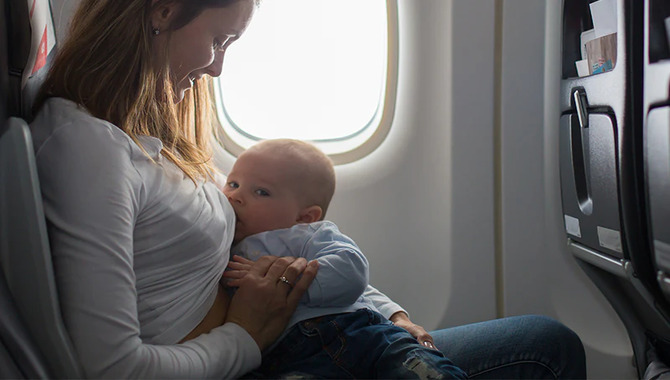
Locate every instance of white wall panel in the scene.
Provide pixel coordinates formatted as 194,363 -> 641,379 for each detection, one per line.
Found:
330,0 -> 498,331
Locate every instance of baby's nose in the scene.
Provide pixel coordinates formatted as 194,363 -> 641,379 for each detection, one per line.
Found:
227,193 -> 242,204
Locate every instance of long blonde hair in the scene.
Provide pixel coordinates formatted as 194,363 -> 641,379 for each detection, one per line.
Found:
35,0 -> 240,182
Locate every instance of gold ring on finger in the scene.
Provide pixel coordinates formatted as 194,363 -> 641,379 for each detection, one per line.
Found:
278,276 -> 294,288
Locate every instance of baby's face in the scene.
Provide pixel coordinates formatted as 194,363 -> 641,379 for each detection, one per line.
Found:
223,149 -> 305,242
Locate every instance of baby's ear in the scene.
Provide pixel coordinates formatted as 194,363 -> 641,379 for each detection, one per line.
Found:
297,205 -> 323,224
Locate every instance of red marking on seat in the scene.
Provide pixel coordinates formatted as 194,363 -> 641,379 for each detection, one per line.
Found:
31,26 -> 47,74
29,0 -> 36,18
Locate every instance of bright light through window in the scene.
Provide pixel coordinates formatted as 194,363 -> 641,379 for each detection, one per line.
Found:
214,0 -> 395,158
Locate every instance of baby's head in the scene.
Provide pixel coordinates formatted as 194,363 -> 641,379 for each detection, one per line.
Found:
223,139 -> 336,243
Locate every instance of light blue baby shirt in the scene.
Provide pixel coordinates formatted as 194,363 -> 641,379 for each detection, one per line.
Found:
231,221 -> 383,330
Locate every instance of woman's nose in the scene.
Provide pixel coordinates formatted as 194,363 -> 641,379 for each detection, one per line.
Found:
205,50 -> 225,78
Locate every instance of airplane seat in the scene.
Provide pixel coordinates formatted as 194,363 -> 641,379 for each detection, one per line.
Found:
643,0 -> 670,377
0,0 -> 84,378
7,0 -> 57,121
559,0 -> 670,378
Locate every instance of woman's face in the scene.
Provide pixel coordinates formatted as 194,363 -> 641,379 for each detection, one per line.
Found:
152,0 -> 256,103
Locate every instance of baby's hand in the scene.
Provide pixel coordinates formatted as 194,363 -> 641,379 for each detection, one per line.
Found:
222,255 -> 255,287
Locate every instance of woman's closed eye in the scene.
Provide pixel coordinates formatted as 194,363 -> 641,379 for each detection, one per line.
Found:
213,35 -> 234,51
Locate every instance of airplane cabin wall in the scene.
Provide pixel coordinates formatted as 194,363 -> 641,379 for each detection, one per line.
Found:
47,0 -> 637,378
332,0 -> 499,333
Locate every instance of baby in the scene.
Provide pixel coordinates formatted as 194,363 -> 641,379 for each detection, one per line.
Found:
223,139 -> 466,379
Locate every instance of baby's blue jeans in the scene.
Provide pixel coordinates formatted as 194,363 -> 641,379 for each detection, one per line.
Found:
250,308 -> 468,379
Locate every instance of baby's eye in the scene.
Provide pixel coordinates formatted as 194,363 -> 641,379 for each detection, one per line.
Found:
255,189 -> 270,197
227,181 -> 239,189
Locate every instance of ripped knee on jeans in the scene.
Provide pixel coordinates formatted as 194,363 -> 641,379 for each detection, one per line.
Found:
403,354 -> 448,380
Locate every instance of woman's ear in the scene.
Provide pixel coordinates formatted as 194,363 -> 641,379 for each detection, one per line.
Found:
297,205 -> 323,224
151,1 -> 180,32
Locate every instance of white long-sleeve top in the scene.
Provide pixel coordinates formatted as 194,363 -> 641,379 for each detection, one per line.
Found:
30,98 -> 259,379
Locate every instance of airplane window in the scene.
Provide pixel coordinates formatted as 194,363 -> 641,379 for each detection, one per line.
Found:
213,0 -> 398,163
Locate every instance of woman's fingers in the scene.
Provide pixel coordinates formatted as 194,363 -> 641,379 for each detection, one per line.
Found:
275,257 -> 308,288
403,325 -> 436,349
246,255 -> 282,275
416,331 -> 436,349
225,256 -> 314,292
408,327 -> 436,349
264,256 -> 303,280
389,311 -> 437,350
286,260 -> 318,305
226,255 -> 308,290
246,255 -> 300,279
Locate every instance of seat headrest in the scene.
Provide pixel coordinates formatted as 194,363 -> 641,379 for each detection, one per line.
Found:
6,0 -> 57,121
24,1 -> 57,80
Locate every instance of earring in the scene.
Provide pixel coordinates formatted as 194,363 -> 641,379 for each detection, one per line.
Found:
152,27 -> 160,36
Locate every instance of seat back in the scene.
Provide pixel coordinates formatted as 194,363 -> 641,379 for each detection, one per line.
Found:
0,263 -> 49,379
0,0 -> 83,378
558,0 -> 670,377
644,0 -> 670,309
0,118 -> 83,379
0,2 -> 50,379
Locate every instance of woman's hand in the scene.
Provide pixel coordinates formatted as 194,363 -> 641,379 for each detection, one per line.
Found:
390,311 -> 437,350
224,255 -> 318,351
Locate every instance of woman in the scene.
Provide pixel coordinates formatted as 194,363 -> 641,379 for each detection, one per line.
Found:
30,0 -> 585,378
